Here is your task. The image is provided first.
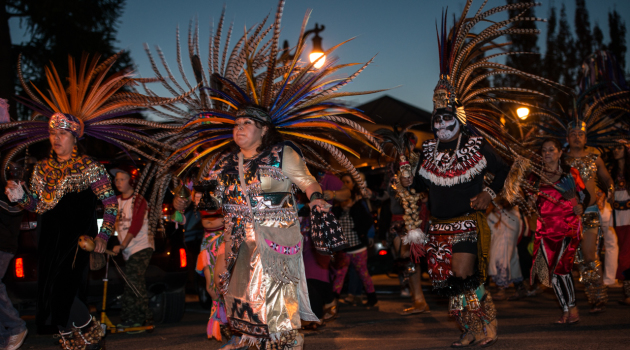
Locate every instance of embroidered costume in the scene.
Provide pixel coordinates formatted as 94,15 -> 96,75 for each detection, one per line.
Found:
405,1 -> 565,346
0,53 -> 188,348
529,167 -> 587,313
196,225 -> 227,341
531,50 -> 630,311
208,142 -> 317,349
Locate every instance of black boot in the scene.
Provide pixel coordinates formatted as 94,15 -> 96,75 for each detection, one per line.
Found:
365,292 -> 378,308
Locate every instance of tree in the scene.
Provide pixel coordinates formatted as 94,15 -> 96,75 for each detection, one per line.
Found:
494,0 -> 543,90
608,9 -> 627,69
574,0 -> 593,63
542,6 -> 560,94
556,4 -> 577,89
1,0 -> 131,120
592,22 -> 605,52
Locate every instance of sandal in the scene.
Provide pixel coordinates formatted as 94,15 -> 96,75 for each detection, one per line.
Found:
451,333 -> 476,348
555,313 -> 568,324
479,319 -> 498,348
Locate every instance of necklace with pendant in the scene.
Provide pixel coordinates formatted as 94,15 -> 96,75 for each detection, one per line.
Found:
433,134 -> 462,173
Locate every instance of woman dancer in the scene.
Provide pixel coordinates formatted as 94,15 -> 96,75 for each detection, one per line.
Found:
529,138 -> 589,324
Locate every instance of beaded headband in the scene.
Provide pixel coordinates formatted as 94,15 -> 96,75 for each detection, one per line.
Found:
49,113 -> 83,138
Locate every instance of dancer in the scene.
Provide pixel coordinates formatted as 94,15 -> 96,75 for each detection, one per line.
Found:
487,199 -> 525,301
609,144 -> 630,304
153,2 -> 384,347
402,1 -> 565,347
194,193 -> 228,342
1,53 -> 189,349
375,126 -> 429,314
528,138 -> 589,324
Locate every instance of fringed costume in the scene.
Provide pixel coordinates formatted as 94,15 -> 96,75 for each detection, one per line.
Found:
404,1 -> 567,346
144,1 -> 385,348
528,166 -> 587,315
531,50 -> 630,312
1,53 -> 190,348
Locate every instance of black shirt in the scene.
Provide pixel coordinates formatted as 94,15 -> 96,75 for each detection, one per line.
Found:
413,134 -> 509,220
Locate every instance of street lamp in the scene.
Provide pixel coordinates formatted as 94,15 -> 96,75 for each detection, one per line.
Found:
517,107 -> 530,120
308,23 -> 326,69
280,23 -> 326,69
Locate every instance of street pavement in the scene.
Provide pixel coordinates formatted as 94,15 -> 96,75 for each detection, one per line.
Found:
16,275 -> 630,349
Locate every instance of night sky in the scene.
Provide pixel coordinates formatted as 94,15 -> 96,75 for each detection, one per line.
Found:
9,0 -> 630,112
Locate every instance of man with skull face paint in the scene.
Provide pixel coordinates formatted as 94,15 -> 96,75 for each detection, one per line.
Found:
396,1 -> 564,346
403,84 -> 508,347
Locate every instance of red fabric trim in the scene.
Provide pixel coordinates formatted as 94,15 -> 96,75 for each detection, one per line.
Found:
570,167 -> 586,191
118,194 -> 148,237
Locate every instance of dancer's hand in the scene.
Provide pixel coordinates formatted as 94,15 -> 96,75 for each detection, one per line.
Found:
470,191 -> 492,210
573,204 -> 584,216
173,196 -> 189,212
309,198 -> 331,213
94,237 -> 107,254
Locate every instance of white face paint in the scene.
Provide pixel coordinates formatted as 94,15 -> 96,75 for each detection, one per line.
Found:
433,114 -> 460,141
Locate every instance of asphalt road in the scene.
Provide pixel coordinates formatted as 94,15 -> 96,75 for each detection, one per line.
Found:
16,275 -> 630,350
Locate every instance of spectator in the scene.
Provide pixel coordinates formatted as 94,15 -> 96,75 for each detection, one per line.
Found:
332,174 -> 377,308
0,175 -> 27,350
111,165 -> 154,331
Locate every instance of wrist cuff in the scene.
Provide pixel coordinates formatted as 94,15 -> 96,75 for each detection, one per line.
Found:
310,192 -> 324,201
483,187 -> 497,200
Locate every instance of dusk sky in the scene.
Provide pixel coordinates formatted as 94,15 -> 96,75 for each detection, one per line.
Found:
9,0 -> 630,112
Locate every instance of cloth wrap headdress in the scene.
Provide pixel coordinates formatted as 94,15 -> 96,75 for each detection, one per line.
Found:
140,0 -> 387,217
0,52 -> 198,181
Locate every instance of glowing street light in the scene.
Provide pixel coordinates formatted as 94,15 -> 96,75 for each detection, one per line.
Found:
308,24 -> 326,69
517,107 -> 530,120
279,23 -> 326,69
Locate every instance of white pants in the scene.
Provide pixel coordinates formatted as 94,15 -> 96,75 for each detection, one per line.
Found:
603,226 -> 619,285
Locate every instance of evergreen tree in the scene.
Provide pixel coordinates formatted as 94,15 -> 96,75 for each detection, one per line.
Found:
592,22 -> 605,52
556,4 -> 577,89
494,0 -> 543,90
574,0 -> 593,63
608,9 -> 627,68
1,0 -> 131,120
543,6 -> 560,92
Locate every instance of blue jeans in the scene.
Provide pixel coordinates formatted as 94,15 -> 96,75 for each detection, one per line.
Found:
0,251 -> 26,346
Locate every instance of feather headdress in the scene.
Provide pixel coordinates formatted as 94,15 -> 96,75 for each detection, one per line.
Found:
138,0 -> 386,234
145,0 -> 385,190
530,51 -> 630,148
0,52 -> 196,180
431,0 -> 567,140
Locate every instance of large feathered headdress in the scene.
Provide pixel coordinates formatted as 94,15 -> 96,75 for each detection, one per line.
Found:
431,0 -> 567,140
145,0 -> 385,190
530,50 -> 630,148
0,52 -> 196,180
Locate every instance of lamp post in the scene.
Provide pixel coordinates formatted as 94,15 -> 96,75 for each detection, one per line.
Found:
280,23 -> 326,69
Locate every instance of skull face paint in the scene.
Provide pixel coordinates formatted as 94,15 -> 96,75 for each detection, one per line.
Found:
433,114 -> 460,141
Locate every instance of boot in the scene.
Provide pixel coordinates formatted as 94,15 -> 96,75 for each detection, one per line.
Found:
365,292 -> 378,308
585,284 -> 608,313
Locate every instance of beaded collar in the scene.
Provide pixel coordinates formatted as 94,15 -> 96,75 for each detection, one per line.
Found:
419,136 -> 487,187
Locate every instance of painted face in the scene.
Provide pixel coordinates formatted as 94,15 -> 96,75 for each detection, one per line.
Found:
540,141 -> 562,167
433,114 -> 460,141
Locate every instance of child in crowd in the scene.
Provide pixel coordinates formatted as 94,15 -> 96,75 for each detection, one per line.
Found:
111,165 -> 154,331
